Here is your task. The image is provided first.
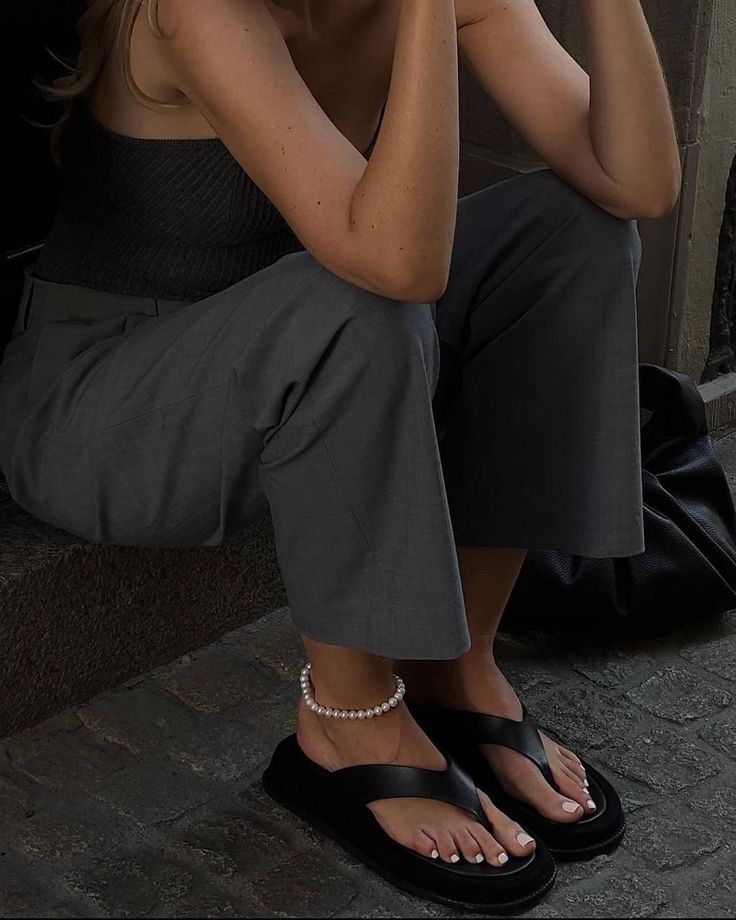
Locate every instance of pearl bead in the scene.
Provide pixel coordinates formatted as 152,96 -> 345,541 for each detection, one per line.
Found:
298,662 -> 406,723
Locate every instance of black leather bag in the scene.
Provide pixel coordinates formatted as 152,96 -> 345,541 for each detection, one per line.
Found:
502,363 -> 736,631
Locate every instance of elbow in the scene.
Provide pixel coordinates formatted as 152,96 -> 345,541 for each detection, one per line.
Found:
605,171 -> 683,221
384,264 -> 450,305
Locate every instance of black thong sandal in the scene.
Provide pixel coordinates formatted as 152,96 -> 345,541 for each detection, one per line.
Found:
409,705 -> 626,861
262,734 -> 556,913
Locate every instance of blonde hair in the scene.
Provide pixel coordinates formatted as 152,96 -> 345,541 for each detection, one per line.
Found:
43,0 -> 179,110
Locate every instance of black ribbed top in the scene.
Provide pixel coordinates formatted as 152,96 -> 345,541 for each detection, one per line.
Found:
35,100 -> 381,302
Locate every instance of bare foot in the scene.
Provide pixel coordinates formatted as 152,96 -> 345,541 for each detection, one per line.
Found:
399,658 -> 597,825
296,696 -> 538,865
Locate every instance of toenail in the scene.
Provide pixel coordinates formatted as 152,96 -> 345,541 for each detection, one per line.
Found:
450,853 -> 460,863
517,832 -> 534,847
587,799 -> 597,810
430,849 -> 439,859
474,853 -> 484,863
562,801 -> 582,814
498,852 -> 509,865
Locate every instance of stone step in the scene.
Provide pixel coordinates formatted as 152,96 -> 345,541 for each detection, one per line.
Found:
0,494 -> 286,738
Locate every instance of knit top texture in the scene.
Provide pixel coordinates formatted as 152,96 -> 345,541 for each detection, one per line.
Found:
34,100 -> 383,302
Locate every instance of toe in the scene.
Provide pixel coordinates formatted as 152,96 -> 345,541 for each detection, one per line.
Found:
513,763 -> 585,823
410,828 -> 442,860
466,822 -> 509,867
477,790 -> 536,857
432,829 -> 461,864
557,744 -> 587,776
455,826 -> 488,864
553,767 -> 595,813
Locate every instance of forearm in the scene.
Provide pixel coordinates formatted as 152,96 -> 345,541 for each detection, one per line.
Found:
350,0 -> 460,300
580,0 -> 681,211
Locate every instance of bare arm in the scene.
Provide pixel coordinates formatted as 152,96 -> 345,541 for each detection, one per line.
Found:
157,0 -> 459,302
456,0 -> 681,219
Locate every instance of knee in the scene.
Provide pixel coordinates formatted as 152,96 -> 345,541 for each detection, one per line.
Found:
525,168 -> 643,269
318,267 -> 440,387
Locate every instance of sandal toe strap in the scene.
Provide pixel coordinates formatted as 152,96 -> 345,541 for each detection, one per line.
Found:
435,705 -> 559,793
332,750 -> 486,825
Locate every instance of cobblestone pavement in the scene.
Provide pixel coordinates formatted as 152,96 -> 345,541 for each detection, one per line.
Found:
2,435 -> 736,918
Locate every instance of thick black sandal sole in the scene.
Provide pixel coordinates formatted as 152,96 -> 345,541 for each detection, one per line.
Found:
261,766 -> 557,914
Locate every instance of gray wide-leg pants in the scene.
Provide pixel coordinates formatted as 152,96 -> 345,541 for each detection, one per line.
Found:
0,169 -> 644,659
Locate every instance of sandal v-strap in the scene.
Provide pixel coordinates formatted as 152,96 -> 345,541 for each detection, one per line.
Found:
409,705 -> 626,860
261,734 -> 556,912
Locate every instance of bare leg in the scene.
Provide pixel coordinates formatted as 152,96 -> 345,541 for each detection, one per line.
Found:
400,547 -> 597,823
296,635 -> 538,864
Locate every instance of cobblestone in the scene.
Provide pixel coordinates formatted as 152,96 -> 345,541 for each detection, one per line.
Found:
62,851 -> 195,916
623,805 -> 724,869
698,716 -> 736,759
598,726 -> 722,795
2,429 -> 736,916
625,666 -> 732,723
552,870 -> 668,917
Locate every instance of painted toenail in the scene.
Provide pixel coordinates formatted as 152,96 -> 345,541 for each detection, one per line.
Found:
475,853 -> 484,863
517,833 -> 534,847
430,849 -> 439,859
587,799 -> 597,810
450,853 -> 460,863
498,852 -> 509,865
562,801 -> 582,813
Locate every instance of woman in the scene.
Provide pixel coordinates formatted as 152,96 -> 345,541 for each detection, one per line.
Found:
0,0 -> 680,911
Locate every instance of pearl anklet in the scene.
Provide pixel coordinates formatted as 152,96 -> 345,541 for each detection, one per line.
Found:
300,663 -> 405,720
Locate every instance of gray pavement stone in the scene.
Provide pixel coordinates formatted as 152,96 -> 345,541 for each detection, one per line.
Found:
551,869 -> 668,917
77,686 -> 199,756
691,778 -> 736,825
147,882 -> 263,918
3,794 -> 136,865
62,851 -> 195,917
90,755 -> 220,826
161,647 -> 285,714
528,681 -> 642,753
597,726 -> 722,795
0,772 -> 32,824
698,717 -> 736,760
224,607 -> 306,681
164,716 -> 273,784
680,634 -> 736,682
248,851 -> 359,918
622,805 -> 724,870
554,854 -> 613,889
0,857 -> 89,918
573,650 -> 658,691
166,809 -> 289,882
6,724 -> 135,790
625,666 -> 732,724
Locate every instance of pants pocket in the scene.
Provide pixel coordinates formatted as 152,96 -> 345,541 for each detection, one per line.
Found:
27,314 -> 132,407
